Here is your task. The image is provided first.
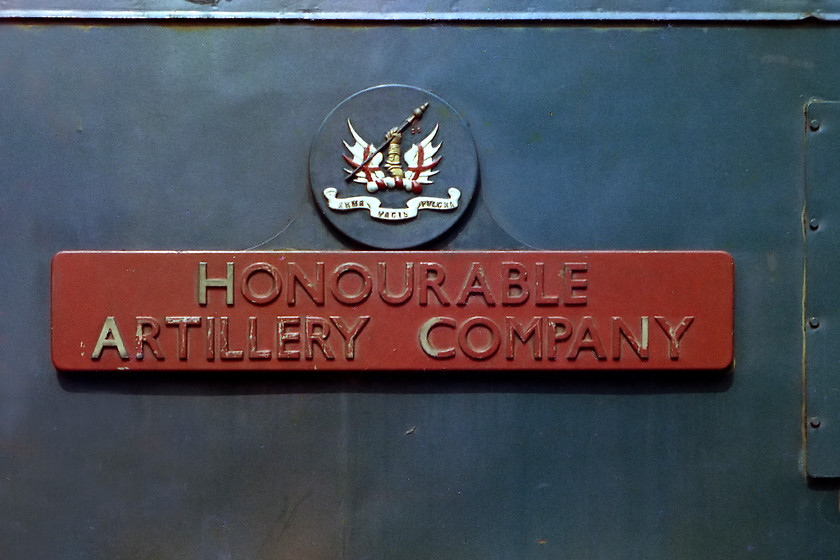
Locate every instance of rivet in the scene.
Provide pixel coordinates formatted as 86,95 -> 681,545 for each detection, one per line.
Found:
809,316 -> 820,329
810,119 -> 821,131
809,218 -> 820,231
810,416 -> 821,429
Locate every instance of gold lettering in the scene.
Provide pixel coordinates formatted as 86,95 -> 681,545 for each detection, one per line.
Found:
218,316 -> 244,360
287,262 -> 325,305
377,262 -> 414,305
240,262 -> 282,305
567,316 -> 606,360
165,316 -> 201,360
206,316 -> 215,361
198,262 -> 234,305
501,262 -> 529,305
612,316 -> 649,360
655,316 -> 694,359
304,316 -> 334,360
329,263 -> 373,305
547,317 -> 572,360
135,316 -> 164,360
91,316 -> 129,360
248,317 -> 271,360
277,316 -> 301,360
418,317 -> 456,359
535,263 -> 560,306
504,316 -> 543,360
418,262 -> 451,306
458,317 -> 501,360
330,316 -> 370,360
456,262 -> 497,307
563,263 -> 588,305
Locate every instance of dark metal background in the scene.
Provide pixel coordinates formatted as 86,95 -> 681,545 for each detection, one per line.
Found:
1,14 -> 838,558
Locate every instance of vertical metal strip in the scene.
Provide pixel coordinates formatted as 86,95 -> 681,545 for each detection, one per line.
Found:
805,100 -> 840,477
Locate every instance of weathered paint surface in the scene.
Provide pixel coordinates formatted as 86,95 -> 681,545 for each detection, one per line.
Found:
1,20 -> 839,559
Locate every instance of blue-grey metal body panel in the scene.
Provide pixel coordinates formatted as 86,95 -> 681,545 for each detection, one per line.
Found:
1,17 -> 839,559
806,101 -> 840,478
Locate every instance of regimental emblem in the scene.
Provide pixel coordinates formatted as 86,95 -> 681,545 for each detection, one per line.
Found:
344,103 -> 439,194
323,103 -> 461,222
309,85 -> 478,249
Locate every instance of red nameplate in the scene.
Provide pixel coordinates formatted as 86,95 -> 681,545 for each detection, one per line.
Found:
51,251 -> 733,371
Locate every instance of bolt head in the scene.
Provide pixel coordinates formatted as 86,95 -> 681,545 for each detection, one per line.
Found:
810,119 -> 821,131
809,316 -> 820,329
810,416 -> 821,429
809,218 -> 820,231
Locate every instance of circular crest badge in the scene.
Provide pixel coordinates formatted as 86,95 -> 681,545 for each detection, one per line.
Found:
310,85 -> 478,249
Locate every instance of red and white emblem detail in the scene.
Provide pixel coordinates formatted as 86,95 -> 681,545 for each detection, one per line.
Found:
343,120 -> 441,194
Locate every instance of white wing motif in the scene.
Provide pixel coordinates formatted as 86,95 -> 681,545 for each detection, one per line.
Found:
403,124 -> 442,194
343,120 -> 442,194
343,120 -> 386,193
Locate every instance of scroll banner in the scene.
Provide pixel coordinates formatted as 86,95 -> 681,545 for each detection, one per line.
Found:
323,187 -> 460,221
